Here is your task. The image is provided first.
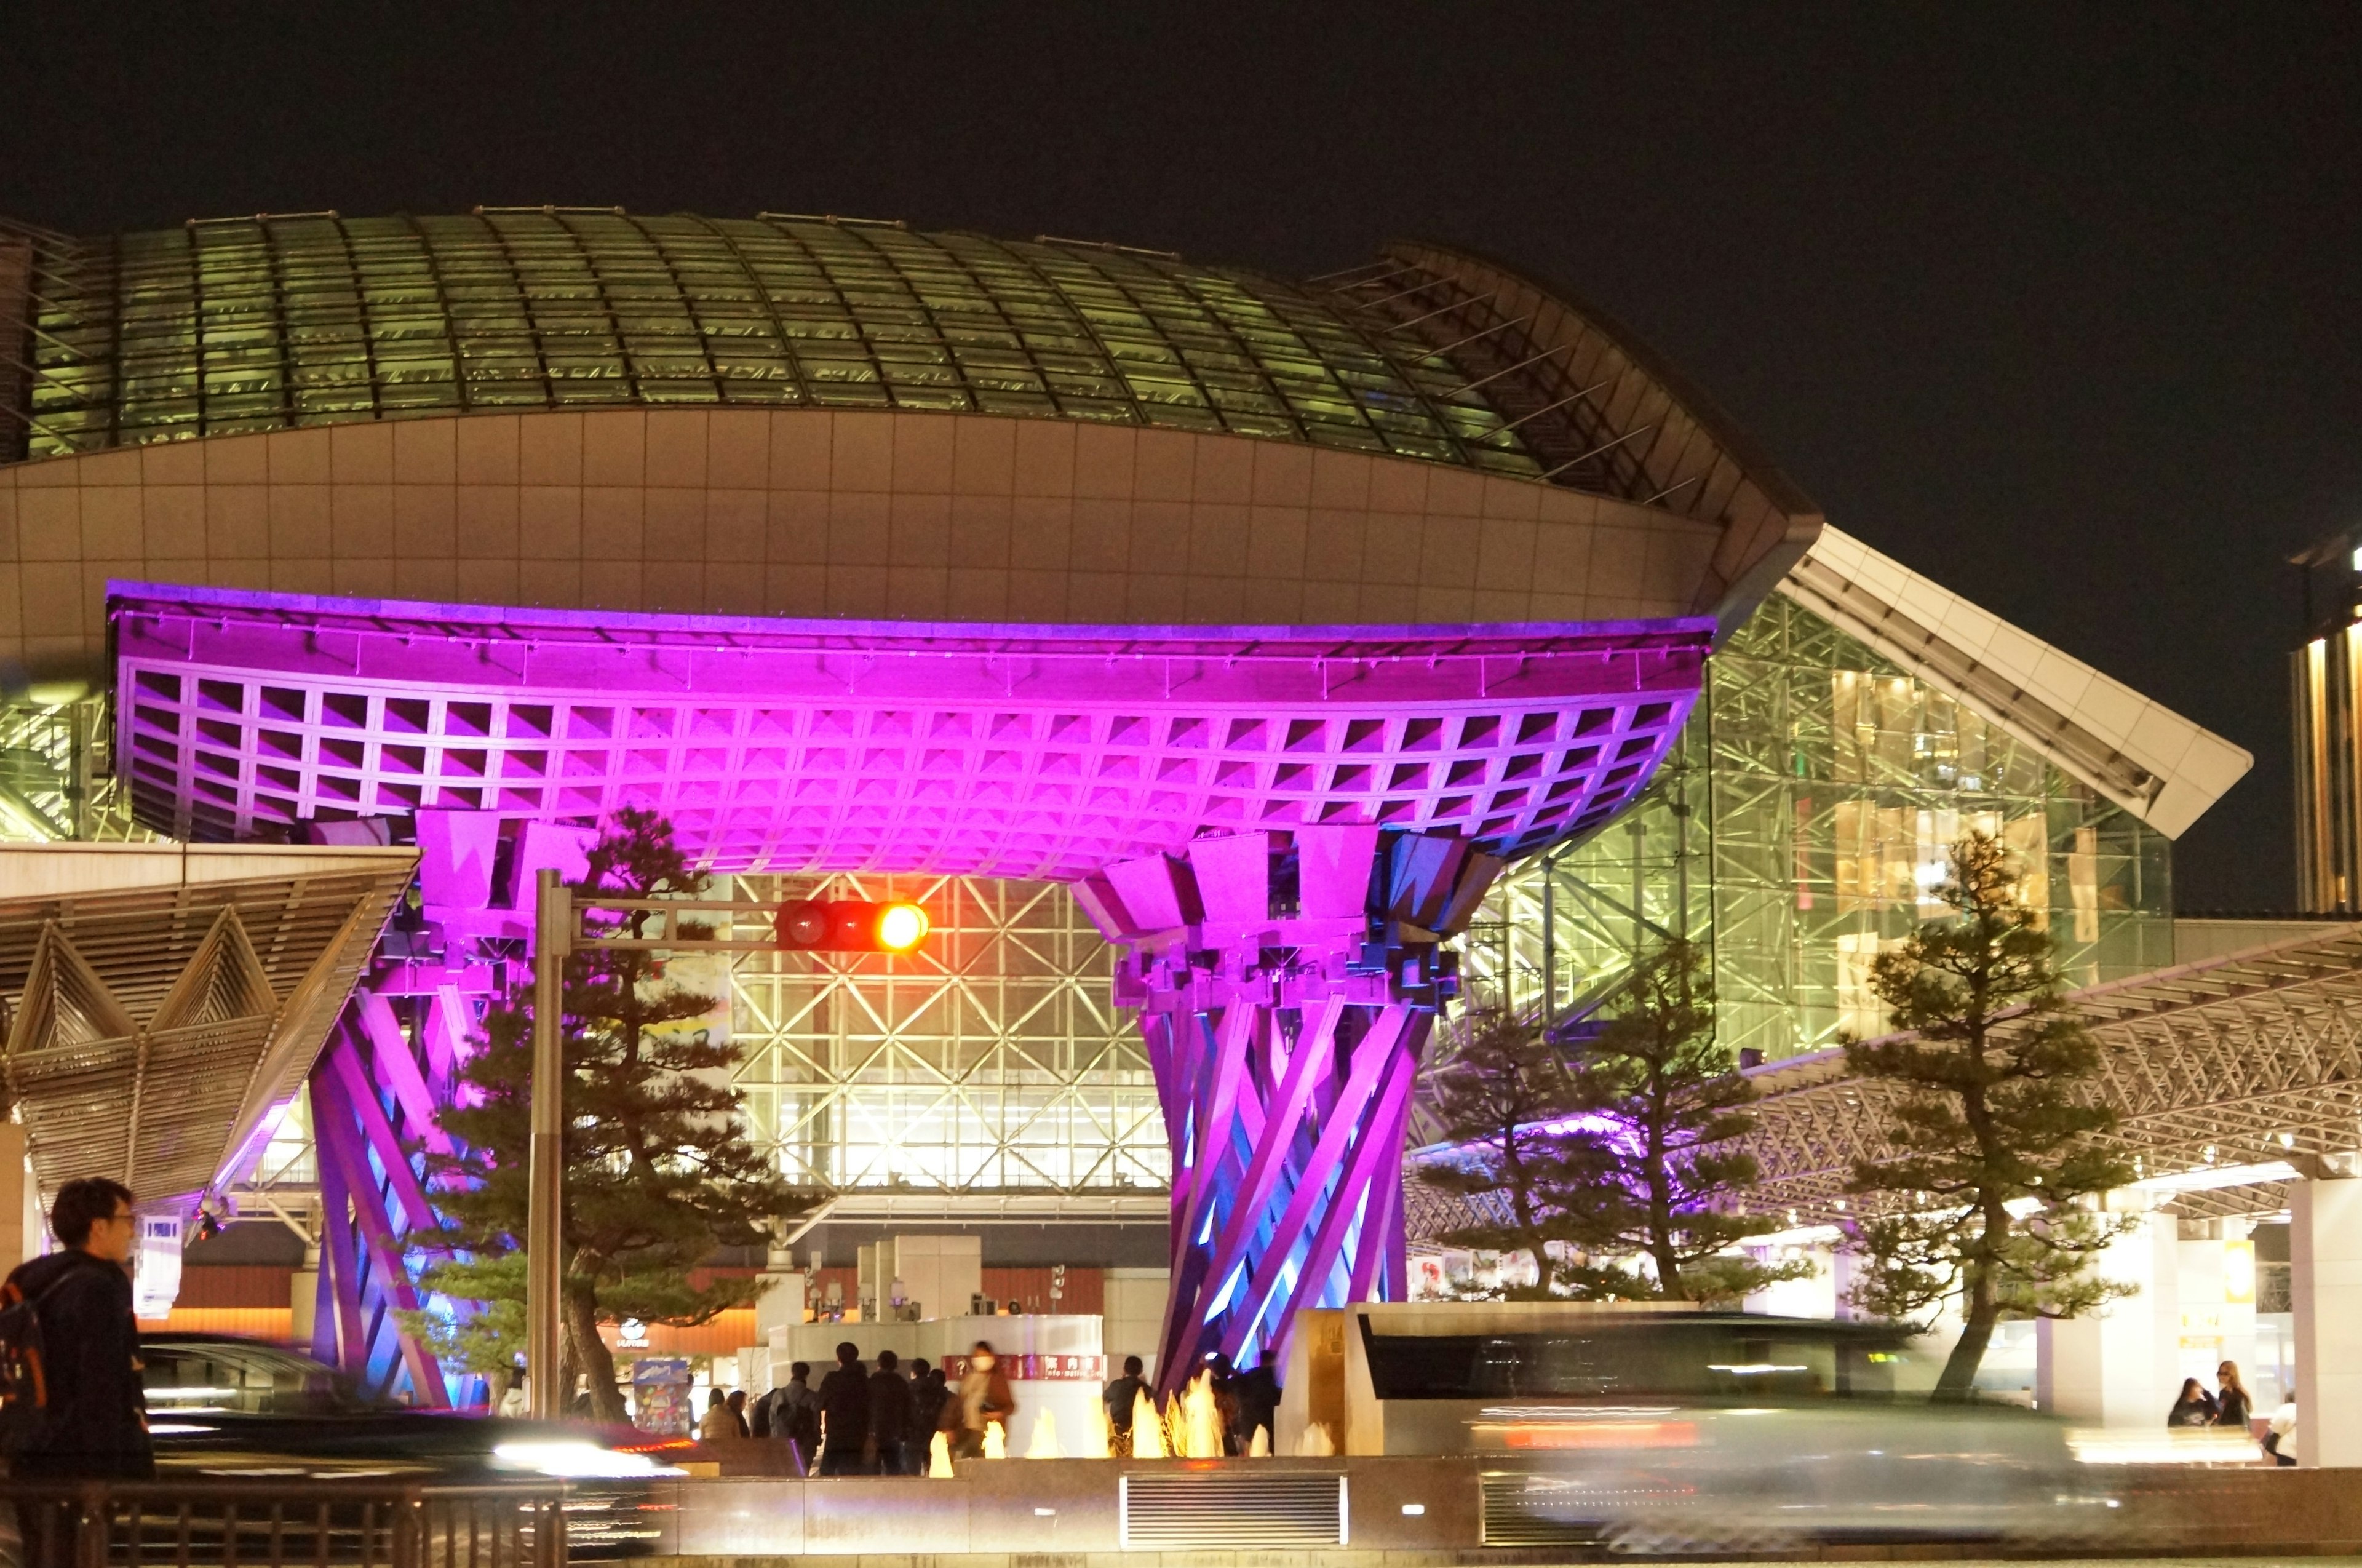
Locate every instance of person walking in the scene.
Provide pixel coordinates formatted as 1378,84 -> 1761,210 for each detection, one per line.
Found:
2167,1377 -> 2217,1428
1103,1356 -> 1147,1457
816,1342 -> 871,1474
940,1340 -> 1016,1459
698,1388 -> 738,1443
5,1179 -> 153,1568
723,1389 -> 750,1438
867,1349 -> 917,1474
3,1179 -> 151,1481
2213,1360 -> 2254,1434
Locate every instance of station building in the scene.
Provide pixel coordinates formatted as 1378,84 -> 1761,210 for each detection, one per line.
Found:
6,211 -> 2330,1422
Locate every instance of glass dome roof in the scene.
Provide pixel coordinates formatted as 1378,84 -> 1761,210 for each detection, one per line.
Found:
13,209 -> 1553,476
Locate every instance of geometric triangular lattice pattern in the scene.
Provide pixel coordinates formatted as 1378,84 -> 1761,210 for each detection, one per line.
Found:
0,856 -> 414,1206
726,874 -> 1167,1195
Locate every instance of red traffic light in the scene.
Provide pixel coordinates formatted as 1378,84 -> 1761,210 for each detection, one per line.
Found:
776,899 -> 932,953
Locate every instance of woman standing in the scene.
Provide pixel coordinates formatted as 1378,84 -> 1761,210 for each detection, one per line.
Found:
2167,1377 -> 2216,1427
940,1340 -> 1017,1459
2212,1361 -> 2254,1435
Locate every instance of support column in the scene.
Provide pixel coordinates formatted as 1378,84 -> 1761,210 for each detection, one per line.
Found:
0,1124 -> 30,1264
1082,826 -> 1500,1390
2037,1207 -> 2179,1424
2292,1177 -> 2362,1467
1831,1244 -> 1859,1320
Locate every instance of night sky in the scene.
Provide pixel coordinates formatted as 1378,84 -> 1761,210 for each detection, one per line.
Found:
6,7 -> 2357,912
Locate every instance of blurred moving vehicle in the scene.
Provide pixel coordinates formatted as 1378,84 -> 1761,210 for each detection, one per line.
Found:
1304,1306 -> 2116,1553
141,1334 -> 680,1555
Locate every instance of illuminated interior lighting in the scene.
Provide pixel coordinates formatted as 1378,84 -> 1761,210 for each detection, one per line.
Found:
2224,1237 -> 2256,1305
2130,1160 -> 2298,1195
1706,1363 -> 1807,1375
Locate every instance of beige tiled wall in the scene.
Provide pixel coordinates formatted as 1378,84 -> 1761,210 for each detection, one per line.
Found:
0,408 -> 1724,682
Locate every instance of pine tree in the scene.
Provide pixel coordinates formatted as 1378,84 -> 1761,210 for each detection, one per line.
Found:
1556,939 -> 1807,1303
1418,1008 -> 1601,1296
1843,830 -> 2137,1401
399,1255 -> 527,1404
422,808 -> 809,1421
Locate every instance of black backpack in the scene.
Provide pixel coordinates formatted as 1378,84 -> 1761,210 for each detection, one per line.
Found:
0,1269 -> 70,1457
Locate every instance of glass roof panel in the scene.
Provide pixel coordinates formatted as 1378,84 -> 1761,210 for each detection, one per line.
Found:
14,213 -> 1560,483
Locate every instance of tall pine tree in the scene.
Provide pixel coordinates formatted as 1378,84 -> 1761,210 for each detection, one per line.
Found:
423,808 -> 809,1420
1556,940 -> 1806,1303
1418,1008 -> 1601,1296
1843,830 -> 2136,1401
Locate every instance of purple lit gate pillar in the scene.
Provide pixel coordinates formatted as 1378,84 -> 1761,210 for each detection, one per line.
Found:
304,812 -> 591,1403
1081,826 -> 1500,1388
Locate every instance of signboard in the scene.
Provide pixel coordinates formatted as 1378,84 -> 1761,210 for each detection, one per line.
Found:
940,1353 -> 1105,1382
630,1355 -> 694,1436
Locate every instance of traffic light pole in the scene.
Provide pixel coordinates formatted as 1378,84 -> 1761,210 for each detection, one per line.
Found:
526,869 -> 570,1421
521,888 -> 907,1419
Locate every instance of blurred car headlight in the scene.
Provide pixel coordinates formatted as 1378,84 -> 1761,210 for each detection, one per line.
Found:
491,1440 -> 681,1478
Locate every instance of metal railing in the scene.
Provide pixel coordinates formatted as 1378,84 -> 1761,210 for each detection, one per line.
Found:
0,1480 -> 567,1568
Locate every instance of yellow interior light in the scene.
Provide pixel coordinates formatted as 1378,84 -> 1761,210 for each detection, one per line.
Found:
2223,1238 -> 2255,1305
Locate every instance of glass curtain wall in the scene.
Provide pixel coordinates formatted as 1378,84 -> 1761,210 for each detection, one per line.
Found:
0,694 -> 148,843
1453,594 -> 2173,1065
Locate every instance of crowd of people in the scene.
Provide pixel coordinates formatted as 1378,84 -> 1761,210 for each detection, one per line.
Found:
696,1344 -> 1286,1469
701,1339 -> 1015,1473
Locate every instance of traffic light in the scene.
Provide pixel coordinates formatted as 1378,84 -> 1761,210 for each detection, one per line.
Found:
776,898 -> 932,953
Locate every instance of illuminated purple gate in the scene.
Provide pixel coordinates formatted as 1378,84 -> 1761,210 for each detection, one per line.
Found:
111,583 -> 1711,1390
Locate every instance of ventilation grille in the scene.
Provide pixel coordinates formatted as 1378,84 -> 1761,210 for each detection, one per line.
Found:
1120,1472 -> 1346,1550
1480,1471 -> 1613,1548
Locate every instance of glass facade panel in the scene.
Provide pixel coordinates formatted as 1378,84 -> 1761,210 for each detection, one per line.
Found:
1452,594 -> 2174,1067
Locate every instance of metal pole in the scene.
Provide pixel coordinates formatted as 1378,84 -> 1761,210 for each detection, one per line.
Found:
526,869 -> 570,1420
1541,851 -> 1557,1027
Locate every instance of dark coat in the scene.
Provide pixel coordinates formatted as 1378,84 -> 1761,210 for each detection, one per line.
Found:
1103,1374 -> 1147,1432
867,1368 -> 915,1446
816,1364 -> 869,1448
910,1370 -> 948,1435
4,1250 -> 153,1478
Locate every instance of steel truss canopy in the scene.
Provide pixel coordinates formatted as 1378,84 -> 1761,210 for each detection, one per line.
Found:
0,842 -> 416,1206
110,583 -> 1714,879
1739,922 -> 2362,1224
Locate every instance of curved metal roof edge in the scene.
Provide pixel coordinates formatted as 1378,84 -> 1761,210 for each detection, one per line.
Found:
1384,240 -> 1823,521
1780,525 -> 2251,840
1380,240 -> 1824,635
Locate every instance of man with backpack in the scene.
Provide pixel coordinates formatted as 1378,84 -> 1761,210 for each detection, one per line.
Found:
3,1177 -> 151,1481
